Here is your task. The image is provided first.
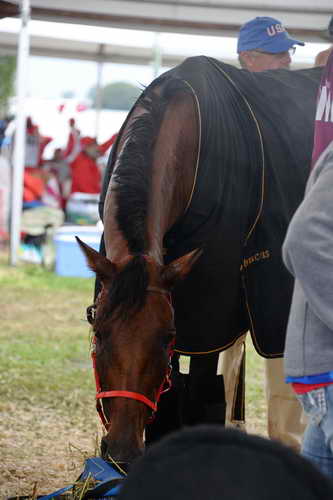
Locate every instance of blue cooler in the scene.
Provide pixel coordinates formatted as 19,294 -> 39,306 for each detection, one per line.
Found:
54,225 -> 102,278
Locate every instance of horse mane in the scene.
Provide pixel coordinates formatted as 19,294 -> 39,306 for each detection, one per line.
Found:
100,255 -> 149,322
100,79 -> 192,319
111,79 -> 191,255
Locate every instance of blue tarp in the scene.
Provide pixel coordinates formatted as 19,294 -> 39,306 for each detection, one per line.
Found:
38,457 -> 124,499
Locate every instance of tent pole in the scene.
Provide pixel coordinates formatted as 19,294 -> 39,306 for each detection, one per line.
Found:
9,0 -> 30,266
152,32 -> 162,78
94,44 -> 104,140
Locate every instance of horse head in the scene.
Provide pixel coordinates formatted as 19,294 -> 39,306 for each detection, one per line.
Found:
77,237 -> 201,465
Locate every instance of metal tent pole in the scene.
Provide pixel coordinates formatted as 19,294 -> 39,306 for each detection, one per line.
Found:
152,33 -> 162,78
9,0 -> 30,265
94,44 -> 105,140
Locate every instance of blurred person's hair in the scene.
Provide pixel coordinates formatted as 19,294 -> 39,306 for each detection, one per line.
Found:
118,426 -> 333,500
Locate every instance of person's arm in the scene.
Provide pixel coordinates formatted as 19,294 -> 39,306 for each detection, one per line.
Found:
314,45 -> 333,67
98,134 -> 117,155
283,144 -> 333,330
38,135 -> 52,166
62,131 -> 74,158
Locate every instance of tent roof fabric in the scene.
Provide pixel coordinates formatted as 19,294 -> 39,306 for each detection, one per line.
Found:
1,0 -> 332,42
0,30 -> 195,66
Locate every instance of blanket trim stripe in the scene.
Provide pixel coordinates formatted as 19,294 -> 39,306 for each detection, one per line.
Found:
209,58 -> 265,244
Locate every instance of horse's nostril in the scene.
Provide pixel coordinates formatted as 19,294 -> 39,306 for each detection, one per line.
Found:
100,436 -> 143,470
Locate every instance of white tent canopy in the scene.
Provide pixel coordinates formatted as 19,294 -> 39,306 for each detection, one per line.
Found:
1,0 -> 332,42
0,29 -> 237,67
0,30 -> 183,66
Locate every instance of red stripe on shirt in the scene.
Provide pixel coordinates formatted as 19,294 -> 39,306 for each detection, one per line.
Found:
292,381 -> 333,394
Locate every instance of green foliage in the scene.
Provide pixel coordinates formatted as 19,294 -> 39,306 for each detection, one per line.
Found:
89,81 -> 142,110
61,89 -> 76,98
0,55 -> 16,115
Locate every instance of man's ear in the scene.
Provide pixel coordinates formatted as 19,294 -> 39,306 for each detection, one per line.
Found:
239,51 -> 254,69
76,237 -> 116,282
161,248 -> 202,289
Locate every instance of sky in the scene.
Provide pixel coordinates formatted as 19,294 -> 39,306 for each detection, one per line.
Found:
0,17 -> 331,100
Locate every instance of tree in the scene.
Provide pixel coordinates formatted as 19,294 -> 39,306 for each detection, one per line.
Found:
88,81 -> 142,110
61,90 -> 76,98
0,56 -> 16,116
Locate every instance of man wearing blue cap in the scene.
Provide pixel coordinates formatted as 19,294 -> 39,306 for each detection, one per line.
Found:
237,16 -> 304,72
222,16 -> 306,454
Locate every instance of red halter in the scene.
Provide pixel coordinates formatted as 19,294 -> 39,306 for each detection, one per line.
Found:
91,286 -> 174,430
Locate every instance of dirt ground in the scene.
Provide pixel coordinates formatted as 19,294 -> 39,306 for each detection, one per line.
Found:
1,403 -> 266,499
0,402 -> 100,499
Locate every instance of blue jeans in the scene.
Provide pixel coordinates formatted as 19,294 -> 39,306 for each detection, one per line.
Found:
297,385 -> 333,479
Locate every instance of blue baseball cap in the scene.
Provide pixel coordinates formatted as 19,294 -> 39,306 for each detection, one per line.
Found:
237,16 -> 305,53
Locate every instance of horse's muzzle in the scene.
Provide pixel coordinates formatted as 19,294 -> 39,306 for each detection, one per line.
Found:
101,435 -> 143,469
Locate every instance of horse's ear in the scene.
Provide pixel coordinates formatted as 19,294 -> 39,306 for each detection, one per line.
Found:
76,237 -> 115,282
162,248 -> 202,288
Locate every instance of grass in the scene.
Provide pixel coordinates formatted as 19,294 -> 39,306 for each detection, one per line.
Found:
0,258 -> 95,420
246,339 -> 266,431
0,253 -> 265,497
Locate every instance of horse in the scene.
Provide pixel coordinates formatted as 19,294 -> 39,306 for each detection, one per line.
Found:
77,56 -> 322,465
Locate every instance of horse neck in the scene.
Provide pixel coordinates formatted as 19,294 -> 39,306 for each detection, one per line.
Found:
104,152 -> 195,265
146,129 -> 197,263
103,92 -> 198,264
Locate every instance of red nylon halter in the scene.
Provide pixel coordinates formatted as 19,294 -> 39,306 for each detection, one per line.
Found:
91,286 -> 174,430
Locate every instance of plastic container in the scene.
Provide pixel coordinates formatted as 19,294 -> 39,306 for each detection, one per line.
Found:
54,225 -> 102,278
66,192 -> 100,225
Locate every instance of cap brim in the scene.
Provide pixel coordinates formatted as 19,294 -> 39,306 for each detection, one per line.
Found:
261,37 -> 305,53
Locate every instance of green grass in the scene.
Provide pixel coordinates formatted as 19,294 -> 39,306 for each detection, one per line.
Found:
246,338 -> 266,431
0,258 -> 93,290
0,257 -> 95,421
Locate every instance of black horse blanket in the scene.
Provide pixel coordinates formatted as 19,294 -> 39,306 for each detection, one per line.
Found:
100,56 -> 322,358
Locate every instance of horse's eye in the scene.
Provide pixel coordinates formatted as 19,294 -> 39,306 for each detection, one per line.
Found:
87,305 -> 96,325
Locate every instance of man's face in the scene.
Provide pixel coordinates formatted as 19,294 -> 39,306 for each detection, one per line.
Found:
240,49 -> 293,72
